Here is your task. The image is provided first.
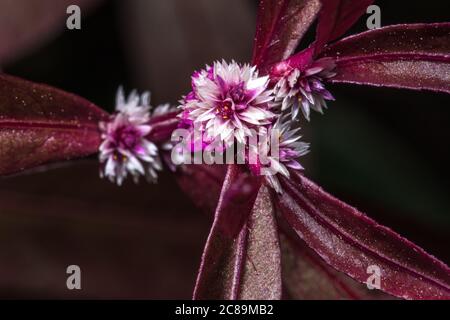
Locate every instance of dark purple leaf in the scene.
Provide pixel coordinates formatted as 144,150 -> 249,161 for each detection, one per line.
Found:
176,164 -> 392,299
321,23 -> 450,94
275,171 -> 450,299
193,165 -> 282,299
0,161 -> 210,298
252,0 -> 321,72
0,74 -> 108,176
279,226 -> 393,299
0,0 -> 103,65
147,111 -> 180,144
270,46 -> 315,77
315,0 -> 374,54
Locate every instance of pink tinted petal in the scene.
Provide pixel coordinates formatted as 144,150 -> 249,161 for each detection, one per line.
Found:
175,164 -> 395,300
196,109 -> 216,122
321,89 -> 335,100
212,165 -> 262,239
147,114 -> 180,144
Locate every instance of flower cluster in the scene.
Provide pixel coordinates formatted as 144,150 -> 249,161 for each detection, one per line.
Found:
100,59 -> 336,191
99,88 -> 165,186
178,60 -> 329,192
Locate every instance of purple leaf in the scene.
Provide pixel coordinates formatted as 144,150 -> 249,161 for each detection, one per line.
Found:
279,227 -> 393,299
193,165 -> 282,299
315,0 -> 374,55
176,164 -> 227,215
213,166 -> 261,238
321,23 -> 450,94
0,74 -> 108,176
0,161 -> 210,298
147,111 -> 180,144
252,0 -> 321,72
270,46 -> 315,77
275,171 -> 450,300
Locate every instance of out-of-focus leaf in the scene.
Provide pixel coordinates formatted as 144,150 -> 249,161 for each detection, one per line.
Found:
313,103 -> 450,226
276,172 -> 450,299
212,166 -> 261,238
252,0 -> 321,71
279,228 -> 393,299
0,73 -> 108,176
194,166 -> 282,300
147,111 -> 179,144
322,23 -> 450,93
0,0 -> 102,65
176,164 -> 227,216
314,0 -> 374,54
270,46 -> 315,76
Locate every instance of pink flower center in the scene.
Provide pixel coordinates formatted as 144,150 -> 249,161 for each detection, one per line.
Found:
215,100 -> 234,120
113,125 -> 141,150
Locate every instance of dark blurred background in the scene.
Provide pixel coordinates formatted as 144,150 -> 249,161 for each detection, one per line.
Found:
0,0 -> 449,298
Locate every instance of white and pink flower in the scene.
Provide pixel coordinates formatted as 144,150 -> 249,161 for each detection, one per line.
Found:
99,88 -> 163,185
180,60 -> 275,147
250,116 -> 309,193
274,58 -> 336,121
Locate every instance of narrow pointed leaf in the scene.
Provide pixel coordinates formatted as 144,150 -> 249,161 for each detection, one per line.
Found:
314,0 -> 374,54
322,23 -> 450,94
252,0 -> 321,71
0,74 -> 108,176
193,166 -> 282,299
275,172 -> 450,299
176,164 -> 391,300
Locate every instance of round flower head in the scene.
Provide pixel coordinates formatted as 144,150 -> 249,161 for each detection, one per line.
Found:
274,58 -> 336,121
251,115 -> 309,193
180,60 -> 275,147
99,87 -> 163,185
